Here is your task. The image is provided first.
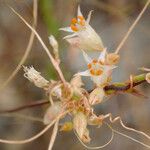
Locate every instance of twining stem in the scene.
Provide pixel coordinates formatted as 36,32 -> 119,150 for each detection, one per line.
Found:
9,7 -> 66,84
104,74 -> 146,95
0,73 -> 147,114
0,0 -> 37,91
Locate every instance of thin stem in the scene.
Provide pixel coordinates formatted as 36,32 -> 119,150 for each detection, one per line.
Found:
115,0 -> 150,54
9,6 -> 66,84
0,113 -> 43,123
0,111 -> 67,144
0,100 -> 49,114
0,0 -> 37,90
113,129 -> 150,149
48,120 -> 59,150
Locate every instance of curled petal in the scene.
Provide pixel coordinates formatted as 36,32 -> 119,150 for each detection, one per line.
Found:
75,70 -> 90,77
98,47 -> 107,63
63,33 -> 77,39
77,5 -> 83,17
23,66 -> 49,88
86,10 -> 93,24
59,27 -> 73,33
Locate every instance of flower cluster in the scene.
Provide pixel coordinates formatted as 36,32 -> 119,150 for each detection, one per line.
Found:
21,5 -> 150,150
23,6 -> 120,146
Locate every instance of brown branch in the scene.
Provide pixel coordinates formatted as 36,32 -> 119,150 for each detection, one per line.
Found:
0,100 -> 49,114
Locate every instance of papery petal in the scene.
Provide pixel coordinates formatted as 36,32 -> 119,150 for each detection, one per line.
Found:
43,102 -> 64,125
59,27 -> 73,33
98,47 -> 107,62
76,70 -> 90,77
81,128 -> 91,143
63,33 -> 77,39
78,25 -> 104,51
86,10 -> 93,24
77,5 -> 83,17
91,76 -> 105,86
73,112 -> 87,139
103,65 -> 117,72
66,37 -> 80,47
71,75 -> 84,88
82,50 -> 92,63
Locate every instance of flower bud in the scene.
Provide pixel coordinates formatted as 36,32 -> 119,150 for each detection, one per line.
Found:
23,66 -> 49,88
49,35 -> 59,60
106,53 -> 120,65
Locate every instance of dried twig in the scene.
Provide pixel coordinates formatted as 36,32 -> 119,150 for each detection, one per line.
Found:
115,0 -> 150,54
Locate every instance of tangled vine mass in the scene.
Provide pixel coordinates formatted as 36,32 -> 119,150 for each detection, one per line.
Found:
0,1 -> 150,150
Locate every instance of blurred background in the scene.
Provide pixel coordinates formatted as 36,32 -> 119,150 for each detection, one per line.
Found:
0,0 -> 150,149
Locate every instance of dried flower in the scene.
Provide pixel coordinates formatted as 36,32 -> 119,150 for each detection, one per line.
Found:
146,73 -> 150,84
44,102 -> 64,125
106,53 -> 120,65
73,112 -> 88,142
60,6 -> 104,51
76,50 -> 117,86
23,66 -> 49,88
89,87 -> 105,105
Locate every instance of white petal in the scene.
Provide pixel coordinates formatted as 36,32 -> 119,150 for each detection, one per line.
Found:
98,47 -> 107,62
82,50 -> 92,63
63,33 -> 77,39
77,5 -> 83,17
86,10 -> 93,24
66,37 -> 80,46
104,65 -> 117,71
75,70 -> 90,77
59,27 -> 74,33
